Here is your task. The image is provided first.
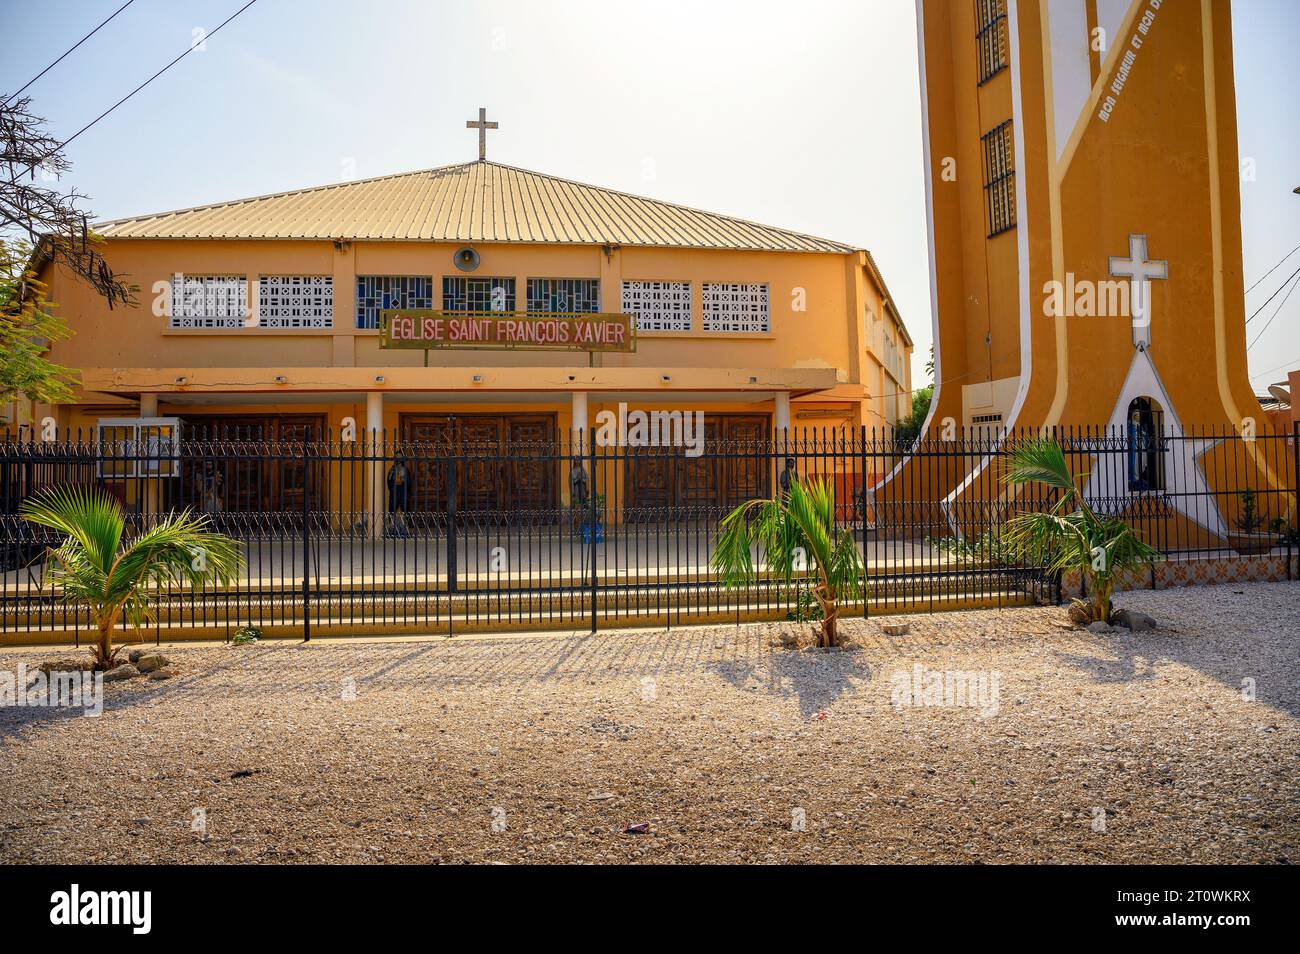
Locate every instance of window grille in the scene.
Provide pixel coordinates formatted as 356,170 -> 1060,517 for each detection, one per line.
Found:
975,0 -> 1008,84
258,276 -> 333,328
701,282 -> 769,333
356,275 -> 433,329
443,276 -> 516,312
169,275 -> 247,328
981,119 -> 1016,237
622,281 -> 692,332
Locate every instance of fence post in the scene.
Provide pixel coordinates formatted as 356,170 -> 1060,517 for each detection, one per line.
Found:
1292,421 -> 1299,582
447,451 -> 458,595
302,445 -> 311,642
589,430 -> 598,635
860,424 -> 869,619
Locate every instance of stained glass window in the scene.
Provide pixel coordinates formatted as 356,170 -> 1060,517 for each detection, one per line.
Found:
356,275 -> 433,329
443,276 -> 516,312
526,278 -> 600,313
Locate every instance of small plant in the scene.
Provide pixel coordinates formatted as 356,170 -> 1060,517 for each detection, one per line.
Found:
232,625 -> 262,645
785,583 -> 825,623
20,488 -> 243,669
1001,438 -> 1160,626
925,529 -> 1016,565
1235,488 -> 1264,534
715,475 -> 863,647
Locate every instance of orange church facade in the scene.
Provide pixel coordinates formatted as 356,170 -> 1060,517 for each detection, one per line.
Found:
19,158 -> 913,516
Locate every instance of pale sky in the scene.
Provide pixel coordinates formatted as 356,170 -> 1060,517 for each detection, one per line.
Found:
4,0 -> 1297,392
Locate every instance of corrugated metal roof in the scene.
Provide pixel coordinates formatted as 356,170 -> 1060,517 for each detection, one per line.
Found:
95,160 -> 855,253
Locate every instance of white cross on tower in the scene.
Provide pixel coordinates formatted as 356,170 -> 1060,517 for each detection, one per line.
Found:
1108,233 -> 1168,351
466,107 -> 498,161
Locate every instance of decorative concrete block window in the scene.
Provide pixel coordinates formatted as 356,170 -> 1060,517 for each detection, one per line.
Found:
258,276 -> 334,328
623,281 -> 692,332
443,276 -> 516,312
701,282 -> 769,333
527,278 -> 599,313
356,275 -> 433,329
169,275 -> 247,329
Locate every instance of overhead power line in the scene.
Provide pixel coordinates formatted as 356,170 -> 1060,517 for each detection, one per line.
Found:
1247,267 -> 1300,351
1245,263 -> 1300,325
1245,242 -> 1300,296
3,1 -> 136,106
36,0 -> 260,165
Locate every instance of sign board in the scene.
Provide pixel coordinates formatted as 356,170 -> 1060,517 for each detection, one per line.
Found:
380,310 -> 636,353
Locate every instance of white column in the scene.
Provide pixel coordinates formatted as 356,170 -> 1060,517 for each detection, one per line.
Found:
571,390 -> 588,448
139,393 -> 158,417
366,391 -> 384,537
773,391 -> 791,436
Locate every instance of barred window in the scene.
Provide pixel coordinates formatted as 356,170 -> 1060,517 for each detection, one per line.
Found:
170,275 -> 247,329
258,276 -> 333,328
356,275 -> 433,329
443,276 -> 516,312
526,278 -> 600,313
622,281 -> 692,332
981,119 -> 1016,237
701,283 -> 769,333
975,0 -> 1007,84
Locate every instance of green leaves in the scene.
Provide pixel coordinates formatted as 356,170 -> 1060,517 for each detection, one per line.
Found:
713,474 -> 864,643
0,240 -> 79,405
1001,436 -> 1160,622
1003,438 -> 1077,496
20,487 -> 244,659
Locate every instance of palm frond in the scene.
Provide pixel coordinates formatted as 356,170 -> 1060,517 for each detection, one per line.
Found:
19,486 -> 123,572
1003,438 -> 1076,496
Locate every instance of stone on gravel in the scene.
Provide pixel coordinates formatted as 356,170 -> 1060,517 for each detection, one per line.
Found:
147,669 -> 174,681
1085,620 -> 1114,634
102,663 -> 139,682
36,658 -> 95,675
1112,609 -> 1156,631
881,622 -> 910,636
135,654 -> 169,673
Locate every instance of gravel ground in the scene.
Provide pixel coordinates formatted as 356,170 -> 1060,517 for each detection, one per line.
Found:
1,582 -> 1297,864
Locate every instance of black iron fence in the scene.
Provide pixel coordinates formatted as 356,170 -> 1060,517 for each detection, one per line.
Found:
1,423 -> 1296,643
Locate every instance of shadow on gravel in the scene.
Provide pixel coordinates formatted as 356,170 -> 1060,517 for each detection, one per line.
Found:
0,701 -> 101,739
708,650 -> 874,720
1051,625 -> 1300,720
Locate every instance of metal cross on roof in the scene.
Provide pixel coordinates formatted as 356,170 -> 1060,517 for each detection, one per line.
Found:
466,107 -> 498,161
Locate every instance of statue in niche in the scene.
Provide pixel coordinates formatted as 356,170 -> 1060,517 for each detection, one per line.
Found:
569,461 -> 589,532
386,452 -> 414,537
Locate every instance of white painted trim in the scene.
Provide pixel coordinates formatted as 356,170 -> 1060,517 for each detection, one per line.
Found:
935,0 -> 1037,534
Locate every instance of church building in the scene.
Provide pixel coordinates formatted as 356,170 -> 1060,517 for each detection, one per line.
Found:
29,112 -> 913,515
900,0 -> 1281,544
